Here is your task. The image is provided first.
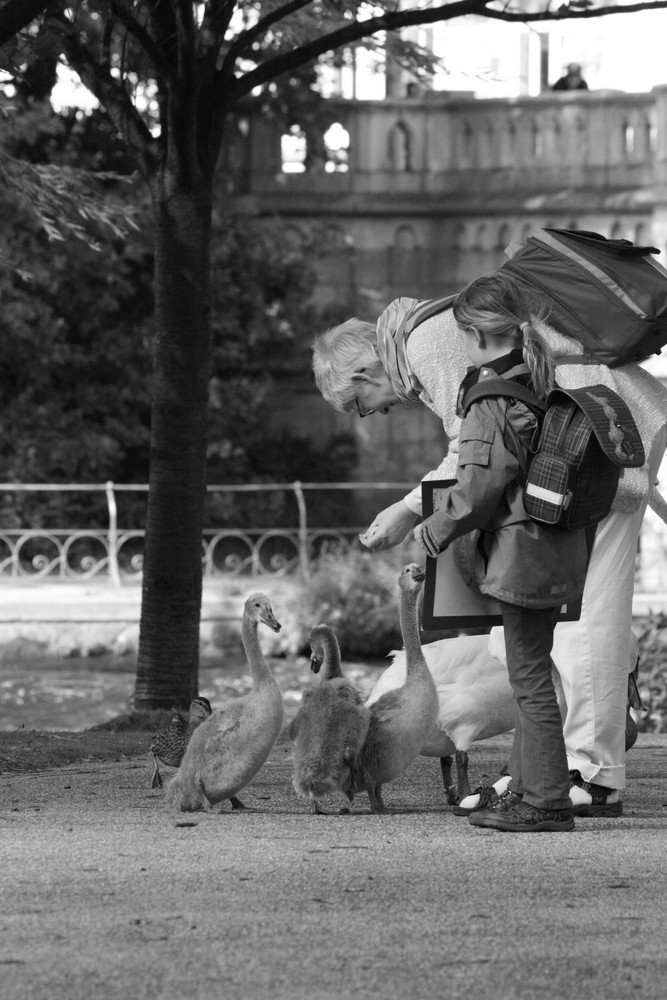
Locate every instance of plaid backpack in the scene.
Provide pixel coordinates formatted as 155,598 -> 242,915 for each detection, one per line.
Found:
462,378 -> 645,528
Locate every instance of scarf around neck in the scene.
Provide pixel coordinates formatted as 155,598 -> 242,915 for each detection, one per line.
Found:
376,297 -> 423,406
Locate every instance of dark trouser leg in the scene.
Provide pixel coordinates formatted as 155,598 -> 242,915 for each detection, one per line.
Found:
501,603 -> 570,811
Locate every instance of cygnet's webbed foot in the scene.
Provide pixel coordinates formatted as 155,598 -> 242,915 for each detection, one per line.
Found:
368,784 -> 391,813
310,799 -> 340,815
444,783 -> 458,806
151,758 -> 163,790
230,796 -> 246,810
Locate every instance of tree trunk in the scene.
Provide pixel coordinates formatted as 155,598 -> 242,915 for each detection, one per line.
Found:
133,183 -> 213,710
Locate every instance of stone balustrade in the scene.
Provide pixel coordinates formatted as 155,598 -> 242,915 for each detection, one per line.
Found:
231,88 -> 667,204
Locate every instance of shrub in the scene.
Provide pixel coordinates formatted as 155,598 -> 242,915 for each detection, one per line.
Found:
267,544 -> 426,659
635,612 -> 667,733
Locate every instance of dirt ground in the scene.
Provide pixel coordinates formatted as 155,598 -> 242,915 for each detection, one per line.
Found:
0,712 -> 165,774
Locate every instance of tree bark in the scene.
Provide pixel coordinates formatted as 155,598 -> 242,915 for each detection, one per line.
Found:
133,180 -> 213,710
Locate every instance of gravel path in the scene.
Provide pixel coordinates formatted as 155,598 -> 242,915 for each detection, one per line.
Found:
3,734 -> 667,1000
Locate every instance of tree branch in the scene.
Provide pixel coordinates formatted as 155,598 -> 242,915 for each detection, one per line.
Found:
49,11 -> 159,167
223,0 -> 314,68
227,0 -> 490,98
483,0 -> 667,19
226,0 -> 667,98
109,0 -> 174,81
0,0 -> 51,48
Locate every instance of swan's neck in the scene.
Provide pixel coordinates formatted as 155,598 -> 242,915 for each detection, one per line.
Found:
322,640 -> 343,681
400,592 -> 426,674
242,616 -> 273,687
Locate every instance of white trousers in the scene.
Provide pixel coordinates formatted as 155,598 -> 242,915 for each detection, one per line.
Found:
490,426 -> 666,790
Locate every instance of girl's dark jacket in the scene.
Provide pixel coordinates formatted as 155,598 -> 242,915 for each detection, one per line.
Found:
418,359 -> 589,609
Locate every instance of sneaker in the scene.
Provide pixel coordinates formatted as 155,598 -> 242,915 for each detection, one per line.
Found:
467,790 -> 522,827
569,770 -> 623,817
469,794 -> 574,832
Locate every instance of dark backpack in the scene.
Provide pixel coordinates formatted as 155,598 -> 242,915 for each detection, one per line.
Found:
462,377 -> 645,529
500,228 -> 667,367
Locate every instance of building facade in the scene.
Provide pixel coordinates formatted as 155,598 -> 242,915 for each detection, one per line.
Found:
222,87 -> 667,490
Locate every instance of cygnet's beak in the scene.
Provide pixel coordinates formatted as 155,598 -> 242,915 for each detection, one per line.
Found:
262,610 -> 282,633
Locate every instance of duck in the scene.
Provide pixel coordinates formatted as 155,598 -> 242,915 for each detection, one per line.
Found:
166,592 -> 284,812
149,697 -> 212,789
366,632 -> 514,805
356,563 -> 439,813
287,624 -> 370,814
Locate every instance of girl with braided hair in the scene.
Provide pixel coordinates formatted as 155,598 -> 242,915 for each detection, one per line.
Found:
414,271 -> 588,832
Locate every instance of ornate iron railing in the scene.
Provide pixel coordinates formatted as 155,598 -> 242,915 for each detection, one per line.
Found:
0,481 -> 665,594
0,482 -> 409,585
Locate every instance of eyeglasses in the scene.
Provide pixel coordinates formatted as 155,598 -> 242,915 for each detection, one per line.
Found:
354,396 -> 374,418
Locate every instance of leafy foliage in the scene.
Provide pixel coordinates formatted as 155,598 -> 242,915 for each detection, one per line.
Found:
0,101 -> 139,258
0,100 -> 358,530
635,612 -> 667,733
269,546 -> 414,659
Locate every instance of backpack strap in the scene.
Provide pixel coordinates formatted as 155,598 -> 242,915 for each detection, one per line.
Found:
402,294 -> 457,336
462,377 -> 543,417
546,385 -> 645,468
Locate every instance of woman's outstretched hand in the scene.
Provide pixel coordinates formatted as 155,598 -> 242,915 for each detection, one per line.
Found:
359,500 -> 419,551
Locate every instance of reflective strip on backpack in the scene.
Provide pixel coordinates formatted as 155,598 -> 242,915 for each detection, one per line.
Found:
538,230 -> 647,319
525,482 -> 566,505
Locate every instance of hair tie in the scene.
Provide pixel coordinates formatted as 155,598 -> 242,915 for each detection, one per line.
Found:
520,321 -> 531,334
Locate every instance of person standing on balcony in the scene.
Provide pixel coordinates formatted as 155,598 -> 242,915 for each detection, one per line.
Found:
552,63 -> 589,91
311,286 -> 667,818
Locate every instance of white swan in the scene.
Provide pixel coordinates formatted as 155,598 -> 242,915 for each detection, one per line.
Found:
357,564 -> 439,813
368,627 -> 641,809
166,592 -> 284,812
287,624 -> 370,813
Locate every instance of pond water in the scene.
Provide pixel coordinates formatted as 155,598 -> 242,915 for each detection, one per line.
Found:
0,654 -> 388,732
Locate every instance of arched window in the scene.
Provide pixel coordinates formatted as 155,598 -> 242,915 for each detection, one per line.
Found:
394,225 -> 417,251
623,121 -> 635,156
453,223 -> 466,251
281,125 -> 307,173
461,120 -> 474,162
475,223 -> 488,251
323,122 -> 350,173
389,120 -> 411,172
530,120 -> 544,159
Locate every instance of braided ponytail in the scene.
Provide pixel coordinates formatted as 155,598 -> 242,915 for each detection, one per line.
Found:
519,320 -> 554,399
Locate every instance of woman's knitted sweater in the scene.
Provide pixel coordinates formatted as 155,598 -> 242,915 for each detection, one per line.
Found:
402,305 -> 667,515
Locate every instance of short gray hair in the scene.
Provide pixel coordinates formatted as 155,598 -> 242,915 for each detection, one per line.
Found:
311,318 -> 379,412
